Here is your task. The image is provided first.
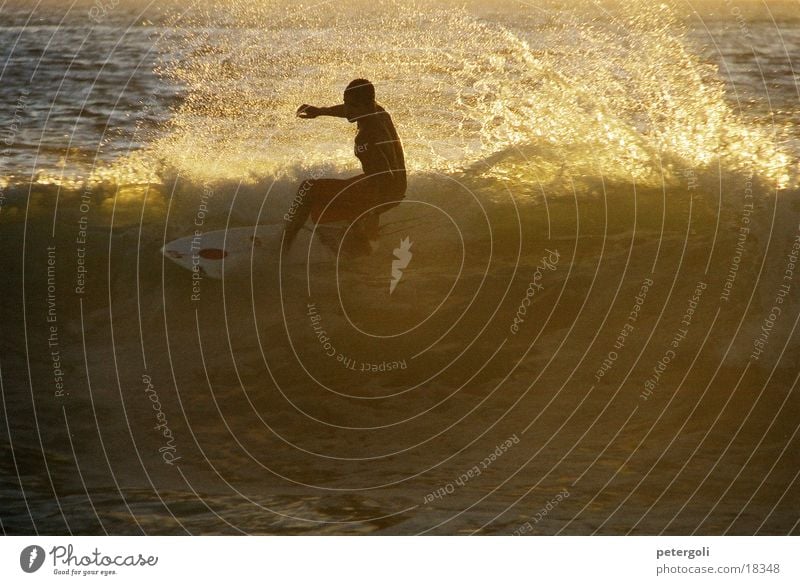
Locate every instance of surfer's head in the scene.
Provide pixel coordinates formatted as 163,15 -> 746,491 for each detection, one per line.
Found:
343,78 -> 376,123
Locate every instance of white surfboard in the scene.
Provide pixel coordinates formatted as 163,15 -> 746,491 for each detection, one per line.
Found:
161,223 -> 341,280
162,212 -> 442,280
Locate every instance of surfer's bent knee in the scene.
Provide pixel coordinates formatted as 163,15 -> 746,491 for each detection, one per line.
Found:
297,178 -> 316,202
284,179 -> 314,222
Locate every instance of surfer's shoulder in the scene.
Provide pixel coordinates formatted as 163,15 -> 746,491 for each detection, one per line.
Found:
374,104 -> 392,122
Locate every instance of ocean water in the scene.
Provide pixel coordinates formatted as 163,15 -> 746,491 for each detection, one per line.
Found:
0,0 -> 798,535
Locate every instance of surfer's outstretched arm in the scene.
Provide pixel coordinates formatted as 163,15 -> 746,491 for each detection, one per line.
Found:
296,104 -> 347,119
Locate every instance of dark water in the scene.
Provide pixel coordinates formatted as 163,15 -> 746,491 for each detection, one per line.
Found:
1,0 -> 798,535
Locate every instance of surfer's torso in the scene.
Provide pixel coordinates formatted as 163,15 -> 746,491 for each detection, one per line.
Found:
354,105 -> 407,197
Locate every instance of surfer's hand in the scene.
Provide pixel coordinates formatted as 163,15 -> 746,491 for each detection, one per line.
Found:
296,104 -> 321,119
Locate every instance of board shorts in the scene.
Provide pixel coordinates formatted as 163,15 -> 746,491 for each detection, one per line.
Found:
304,175 -> 405,224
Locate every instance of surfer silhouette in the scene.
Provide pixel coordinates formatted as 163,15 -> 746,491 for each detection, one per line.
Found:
284,79 -> 406,253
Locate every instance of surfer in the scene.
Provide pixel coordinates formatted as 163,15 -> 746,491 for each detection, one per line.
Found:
284,79 -> 406,252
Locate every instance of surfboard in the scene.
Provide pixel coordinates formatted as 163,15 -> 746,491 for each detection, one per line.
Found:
162,213 -> 441,280
161,223 -> 341,280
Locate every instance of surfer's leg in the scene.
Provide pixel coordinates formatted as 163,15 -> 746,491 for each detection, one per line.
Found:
283,179 -> 316,249
284,178 -> 356,249
342,212 -> 381,257
364,212 -> 380,238
284,176 -> 387,251
353,211 -> 380,241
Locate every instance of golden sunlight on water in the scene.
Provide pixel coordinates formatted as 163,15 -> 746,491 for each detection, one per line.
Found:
119,0 -> 795,190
